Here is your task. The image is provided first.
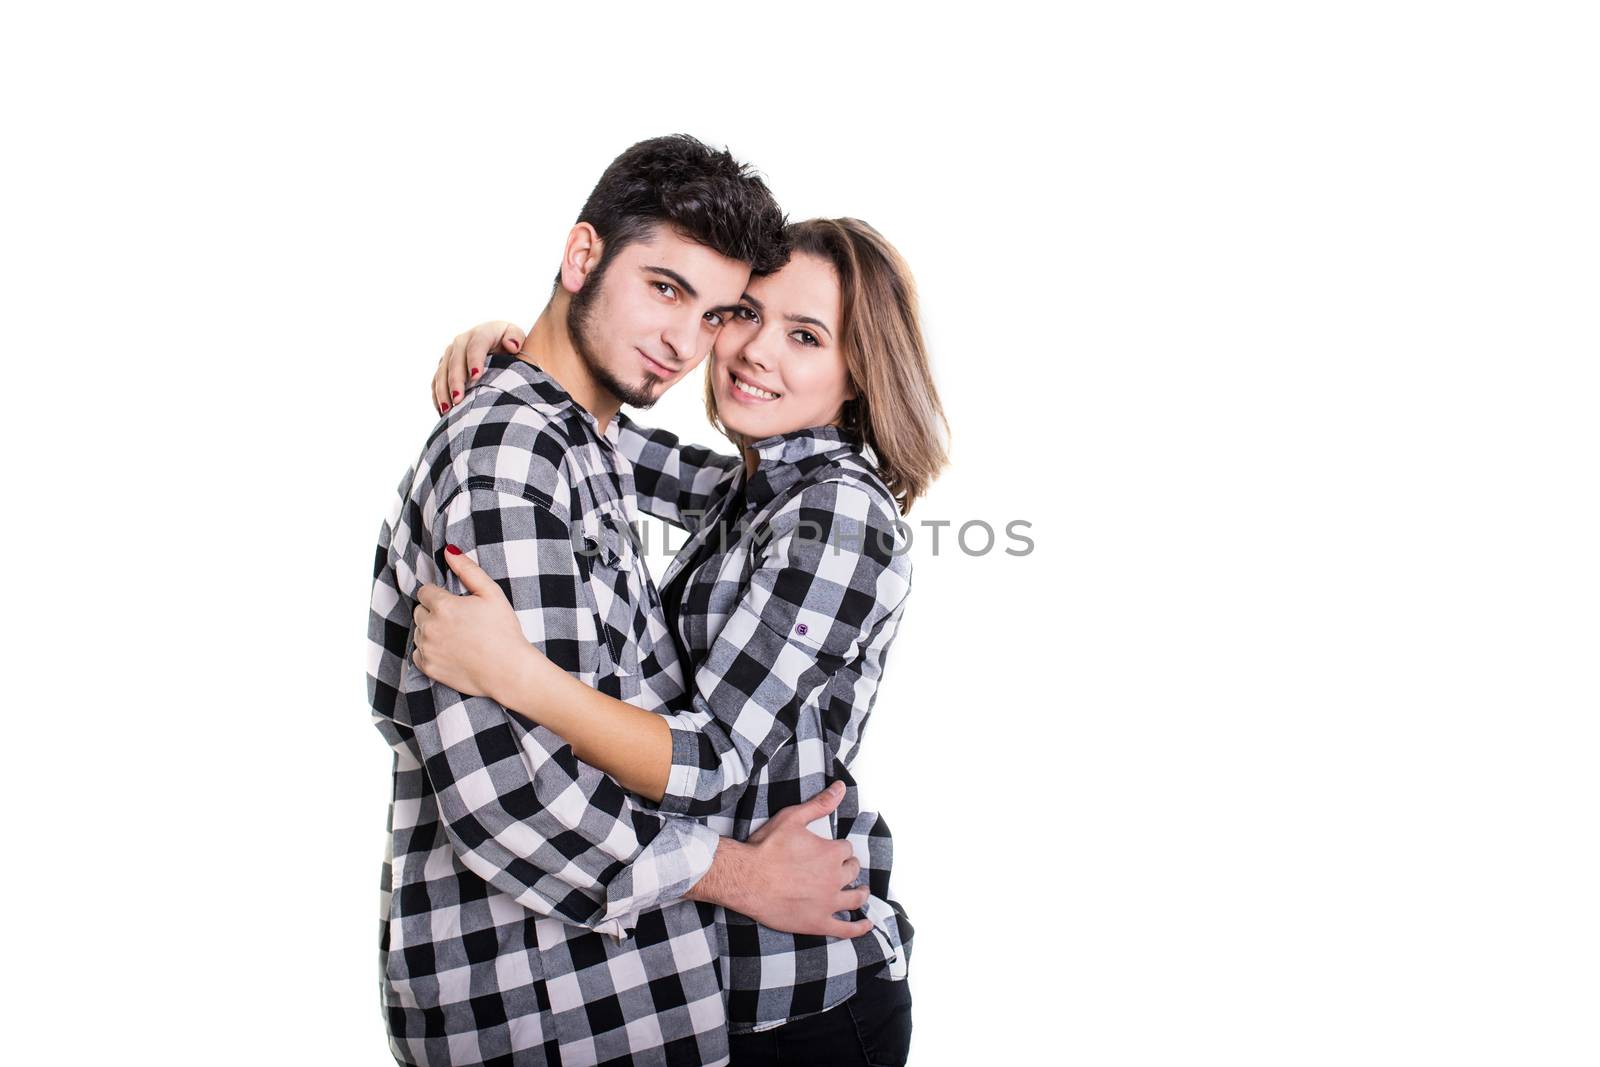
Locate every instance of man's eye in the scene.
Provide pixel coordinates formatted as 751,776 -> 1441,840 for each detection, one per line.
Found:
703,310 -> 725,328
793,329 -> 819,347
653,282 -> 678,299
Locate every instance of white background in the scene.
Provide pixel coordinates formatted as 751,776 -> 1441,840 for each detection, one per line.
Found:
4,2 -> 1597,1064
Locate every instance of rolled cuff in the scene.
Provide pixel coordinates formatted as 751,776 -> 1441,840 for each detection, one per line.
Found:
658,712 -> 730,816
593,814 -> 719,939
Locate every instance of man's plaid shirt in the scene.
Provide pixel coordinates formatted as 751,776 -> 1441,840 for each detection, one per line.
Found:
367,356 -> 729,1067
620,420 -> 916,1034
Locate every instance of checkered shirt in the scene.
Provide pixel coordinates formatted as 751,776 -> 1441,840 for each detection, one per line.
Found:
619,418 -> 916,1034
368,355 -> 730,1067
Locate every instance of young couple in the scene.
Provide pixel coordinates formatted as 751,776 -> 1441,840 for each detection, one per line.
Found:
367,134 -> 948,1067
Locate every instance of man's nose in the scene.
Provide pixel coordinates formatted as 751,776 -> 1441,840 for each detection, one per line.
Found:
662,310 -> 703,366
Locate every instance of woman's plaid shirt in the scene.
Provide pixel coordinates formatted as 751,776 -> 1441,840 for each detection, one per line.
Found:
619,419 -> 916,1034
367,357 -> 729,1067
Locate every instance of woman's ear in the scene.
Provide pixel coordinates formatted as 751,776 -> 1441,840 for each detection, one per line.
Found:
559,223 -> 604,295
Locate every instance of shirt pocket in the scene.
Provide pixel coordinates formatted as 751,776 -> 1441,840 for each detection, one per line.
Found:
577,507 -> 642,677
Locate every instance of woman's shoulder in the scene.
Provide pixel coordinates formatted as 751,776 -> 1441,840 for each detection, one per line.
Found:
767,454 -> 910,573
806,449 -> 900,521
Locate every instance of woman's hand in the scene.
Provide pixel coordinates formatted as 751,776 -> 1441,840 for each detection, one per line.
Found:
431,320 -> 529,414
412,545 -> 548,705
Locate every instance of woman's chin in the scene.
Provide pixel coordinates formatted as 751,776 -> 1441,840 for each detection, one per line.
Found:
714,404 -> 769,442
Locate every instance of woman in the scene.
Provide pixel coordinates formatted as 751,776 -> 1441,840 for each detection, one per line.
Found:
413,218 -> 947,1066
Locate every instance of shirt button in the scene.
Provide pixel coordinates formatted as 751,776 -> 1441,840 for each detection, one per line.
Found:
795,623 -> 809,636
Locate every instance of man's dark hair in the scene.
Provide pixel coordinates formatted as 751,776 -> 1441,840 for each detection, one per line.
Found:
559,134 -> 788,288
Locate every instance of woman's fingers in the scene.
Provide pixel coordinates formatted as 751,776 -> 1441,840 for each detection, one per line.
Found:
456,321 -> 521,396
841,856 -> 862,887
433,322 -> 525,416
433,347 -> 452,414
445,332 -> 472,409
411,616 -> 429,667
485,322 -> 525,374
442,544 -> 503,601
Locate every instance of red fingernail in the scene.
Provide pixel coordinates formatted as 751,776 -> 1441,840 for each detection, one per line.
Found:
439,403 -> 447,413
445,544 -> 462,556
507,340 -> 519,351
451,390 -> 460,398
471,368 -> 480,377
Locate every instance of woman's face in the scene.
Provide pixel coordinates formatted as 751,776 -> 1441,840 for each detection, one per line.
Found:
710,252 -> 854,441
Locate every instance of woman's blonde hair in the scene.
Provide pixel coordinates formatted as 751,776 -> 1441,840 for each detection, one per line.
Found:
706,217 -> 950,512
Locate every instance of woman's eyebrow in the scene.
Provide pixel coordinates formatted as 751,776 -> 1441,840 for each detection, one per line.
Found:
785,314 -> 833,338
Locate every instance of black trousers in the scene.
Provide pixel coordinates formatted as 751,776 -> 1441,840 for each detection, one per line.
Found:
727,976 -> 913,1067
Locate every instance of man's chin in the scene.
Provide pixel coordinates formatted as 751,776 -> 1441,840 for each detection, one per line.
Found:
589,361 -> 665,409
617,376 -> 665,409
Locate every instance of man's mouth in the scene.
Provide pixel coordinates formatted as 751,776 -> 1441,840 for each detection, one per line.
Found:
730,370 -> 781,401
638,349 -> 676,377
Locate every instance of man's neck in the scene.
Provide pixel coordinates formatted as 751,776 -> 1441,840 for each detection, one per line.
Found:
519,292 -> 623,432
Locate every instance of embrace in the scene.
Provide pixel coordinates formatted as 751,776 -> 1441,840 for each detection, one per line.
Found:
367,135 -> 948,1066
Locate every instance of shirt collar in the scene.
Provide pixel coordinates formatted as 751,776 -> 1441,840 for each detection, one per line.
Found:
744,425 -> 859,508
479,353 -> 619,444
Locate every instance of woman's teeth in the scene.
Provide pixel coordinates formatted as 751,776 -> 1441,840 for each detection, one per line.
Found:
734,377 -> 780,400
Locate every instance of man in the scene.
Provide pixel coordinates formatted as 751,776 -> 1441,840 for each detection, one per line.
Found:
367,136 -> 868,1067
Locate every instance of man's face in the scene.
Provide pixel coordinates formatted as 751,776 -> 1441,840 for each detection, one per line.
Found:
568,227 -> 752,409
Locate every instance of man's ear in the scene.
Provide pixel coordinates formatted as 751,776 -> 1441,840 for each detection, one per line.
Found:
559,223 -> 604,295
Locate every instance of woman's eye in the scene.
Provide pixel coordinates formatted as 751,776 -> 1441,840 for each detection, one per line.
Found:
792,329 -> 819,347
734,306 -> 759,323
652,282 -> 678,299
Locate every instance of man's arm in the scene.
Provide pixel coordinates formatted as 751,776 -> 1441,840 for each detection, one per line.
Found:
615,415 -> 743,534
687,781 -> 873,939
475,477 -> 909,821
405,481 -> 870,938
400,484 -> 714,937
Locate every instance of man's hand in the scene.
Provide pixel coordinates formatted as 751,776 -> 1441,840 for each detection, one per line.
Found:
687,782 -> 874,939
432,320 -> 528,414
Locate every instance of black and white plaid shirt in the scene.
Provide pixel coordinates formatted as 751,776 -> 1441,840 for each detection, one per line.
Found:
368,356 -> 730,1067
619,419 -> 916,1033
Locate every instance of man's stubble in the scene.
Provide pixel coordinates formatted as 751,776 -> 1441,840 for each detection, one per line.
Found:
567,267 -> 664,411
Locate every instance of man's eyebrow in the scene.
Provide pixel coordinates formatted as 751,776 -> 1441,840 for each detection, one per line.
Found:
785,314 -> 833,339
641,265 -> 698,301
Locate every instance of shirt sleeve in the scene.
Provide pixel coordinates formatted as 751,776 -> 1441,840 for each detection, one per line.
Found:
616,417 -> 742,534
655,478 -> 912,818
400,484 -> 721,939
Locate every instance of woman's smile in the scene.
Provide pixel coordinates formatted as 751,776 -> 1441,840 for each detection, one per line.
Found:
728,367 -> 783,403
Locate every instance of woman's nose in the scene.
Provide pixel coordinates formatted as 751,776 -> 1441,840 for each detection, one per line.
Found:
742,334 -> 776,371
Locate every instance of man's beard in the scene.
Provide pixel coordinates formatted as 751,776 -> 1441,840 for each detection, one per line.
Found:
568,276 -> 662,410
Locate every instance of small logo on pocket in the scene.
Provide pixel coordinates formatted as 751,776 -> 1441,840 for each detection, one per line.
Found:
795,623 -> 809,636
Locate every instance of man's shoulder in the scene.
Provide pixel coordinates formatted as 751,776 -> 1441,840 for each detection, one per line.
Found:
413,391 -> 579,520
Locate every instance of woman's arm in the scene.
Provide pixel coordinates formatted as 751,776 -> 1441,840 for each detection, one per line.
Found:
413,477 -> 911,811
411,545 -> 679,799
